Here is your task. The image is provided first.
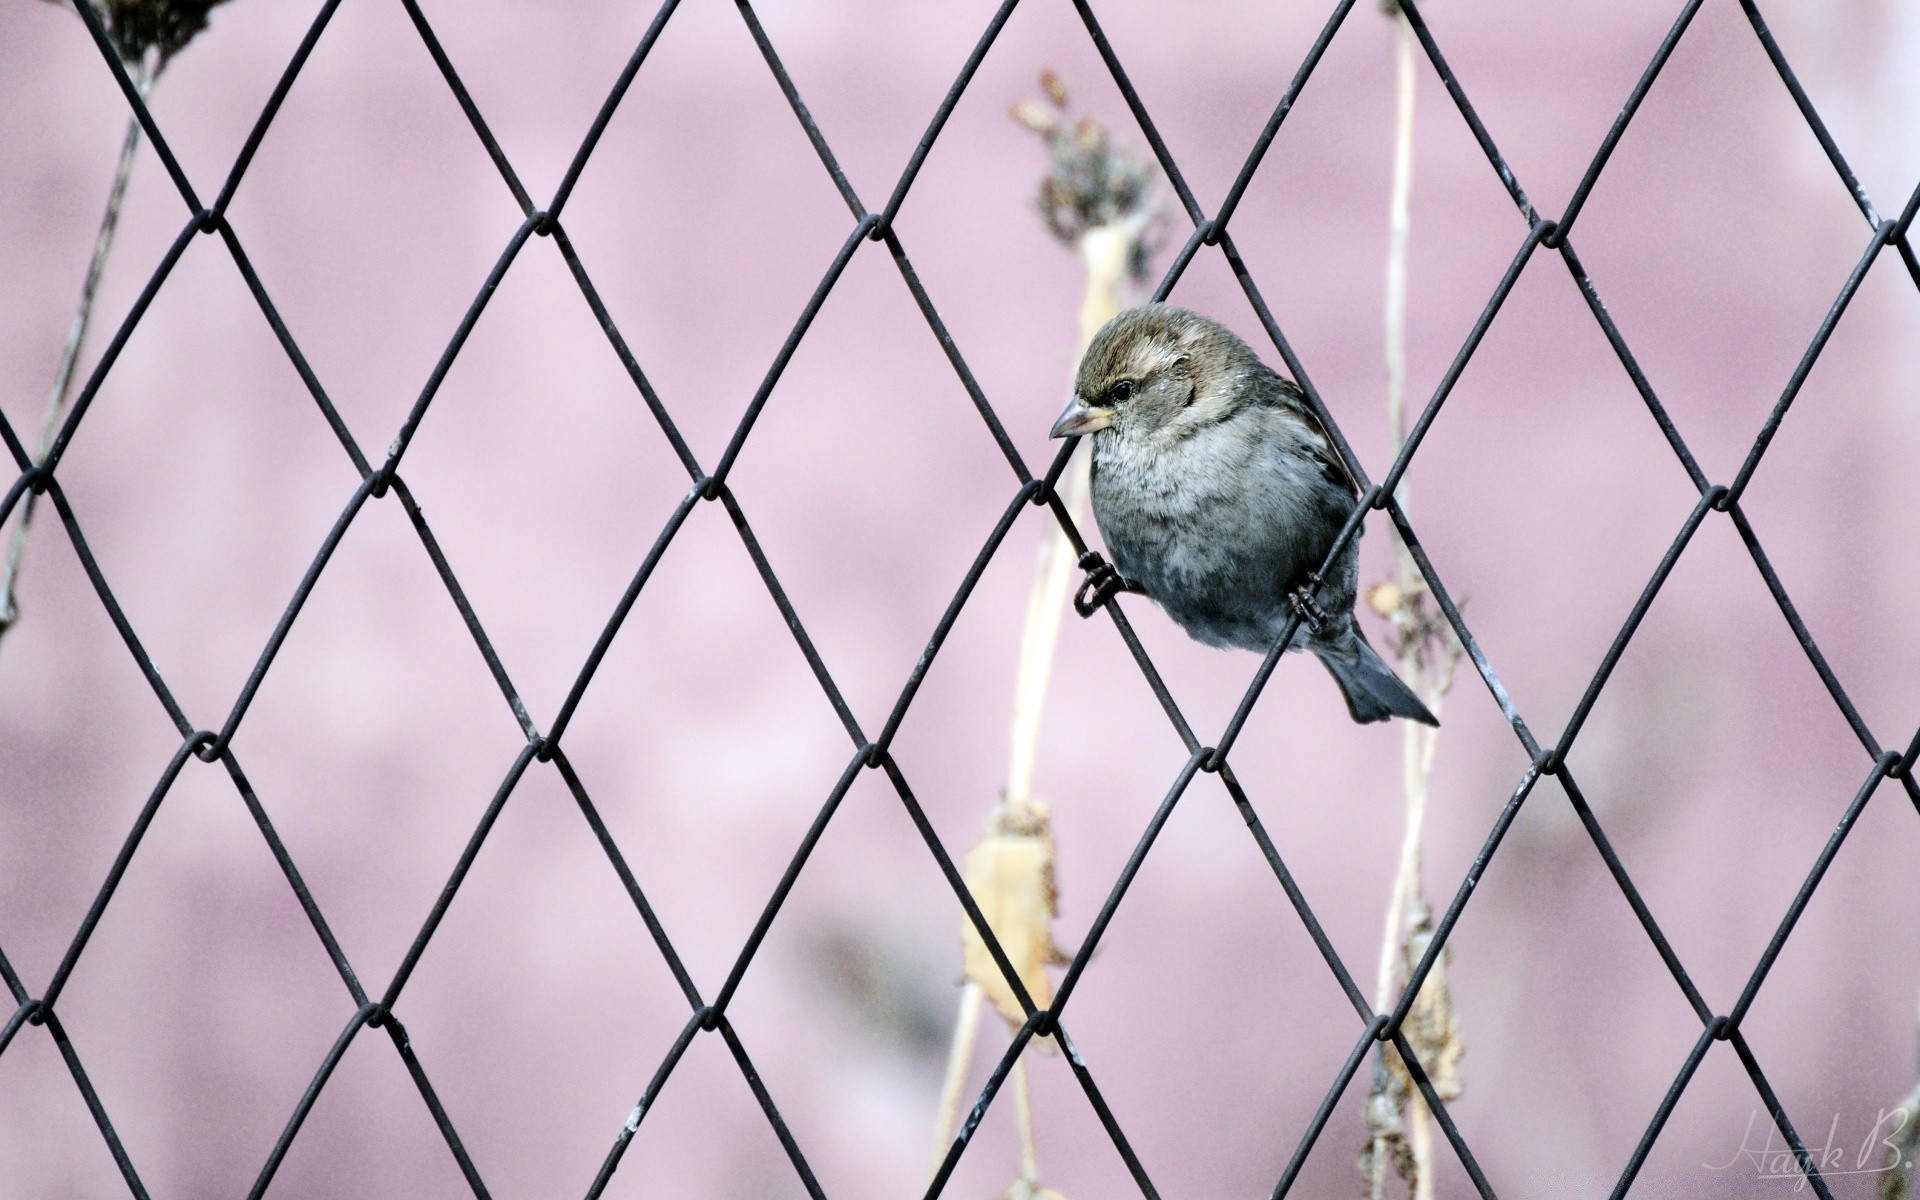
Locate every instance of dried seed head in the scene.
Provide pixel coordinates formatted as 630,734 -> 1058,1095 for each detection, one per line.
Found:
48,0 -> 231,64
1011,100 -> 1059,136
1039,68 -> 1069,108
1361,897 -> 1465,1195
1359,1061 -> 1416,1192
1374,572 -> 1463,683
961,801 -> 1067,1033
1367,582 -> 1403,618
1398,899 -> 1465,1103
1013,71 -> 1161,264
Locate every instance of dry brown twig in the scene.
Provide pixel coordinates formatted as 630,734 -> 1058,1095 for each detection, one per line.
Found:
4,1 -> 230,648
1360,8 -> 1469,1199
926,73 -> 1160,1198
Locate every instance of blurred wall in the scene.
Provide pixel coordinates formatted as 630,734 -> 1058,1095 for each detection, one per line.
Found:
1,1 -> 1917,1197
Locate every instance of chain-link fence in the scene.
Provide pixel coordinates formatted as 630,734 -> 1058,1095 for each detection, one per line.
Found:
3,1 -> 1918,1197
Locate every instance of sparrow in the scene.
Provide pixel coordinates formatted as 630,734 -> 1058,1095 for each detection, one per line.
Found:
1050,304 -> 1437,726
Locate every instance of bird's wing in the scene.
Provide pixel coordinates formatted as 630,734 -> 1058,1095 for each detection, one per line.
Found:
1265,372 -> 1358,498
1307,433 -> 1357,499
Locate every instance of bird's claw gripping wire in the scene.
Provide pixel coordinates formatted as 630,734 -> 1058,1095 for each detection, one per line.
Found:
1288,572 -> 1329,633
1074,551 -> 1140,618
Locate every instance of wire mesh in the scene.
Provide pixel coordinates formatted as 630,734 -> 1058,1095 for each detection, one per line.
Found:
3,1 -> 1918,1197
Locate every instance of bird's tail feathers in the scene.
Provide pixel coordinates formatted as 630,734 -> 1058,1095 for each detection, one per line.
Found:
1316,634 -> 1438,726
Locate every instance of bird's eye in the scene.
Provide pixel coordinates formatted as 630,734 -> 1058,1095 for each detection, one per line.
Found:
1109,380 -> 1134,403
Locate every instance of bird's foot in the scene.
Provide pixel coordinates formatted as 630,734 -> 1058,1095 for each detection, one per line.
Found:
1074,552 -> 1141,618
1288,573 -> 1329,632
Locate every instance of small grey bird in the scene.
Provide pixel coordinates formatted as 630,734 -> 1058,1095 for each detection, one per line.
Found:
1051,304 -> 1437,726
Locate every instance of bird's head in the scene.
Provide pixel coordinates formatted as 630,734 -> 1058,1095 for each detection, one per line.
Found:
1050,305 -> 1259,446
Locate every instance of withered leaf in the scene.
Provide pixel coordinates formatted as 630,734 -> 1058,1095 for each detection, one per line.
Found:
961,802 -> 1067,1029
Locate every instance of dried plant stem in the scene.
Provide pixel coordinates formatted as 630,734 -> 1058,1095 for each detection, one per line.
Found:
1408,1114 -> 1433,1200
1012,1058 -> 1040,1184
1004,222 -> 1136,819
927,980 -> 985,1165
0,58 -> 154,647
1374,0 -> 1421,1031
1365,11 -> 1465,1200
927,221 -> 1136,1183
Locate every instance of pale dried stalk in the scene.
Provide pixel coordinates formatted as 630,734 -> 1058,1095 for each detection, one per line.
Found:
1002,1184 -> 1067,1200
0,58 -> 154,646
1408,1112 -> 1433,1200
1013,1058 -> 1039,1185
1364,11 -> 1468,1200
927,220 -> 1136,1181
1373,0 -> 1421,1044
927,980 -> 984,1170
1004,221 -> 1137,818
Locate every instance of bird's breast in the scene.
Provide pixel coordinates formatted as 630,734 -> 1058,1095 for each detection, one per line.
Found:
1088,421 -> 1354,650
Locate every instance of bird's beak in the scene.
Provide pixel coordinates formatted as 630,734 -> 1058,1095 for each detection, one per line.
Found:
1050,396 -> 1112,439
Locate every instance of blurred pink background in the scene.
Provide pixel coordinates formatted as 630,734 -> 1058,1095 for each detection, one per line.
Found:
3,1 -> 1919,1196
